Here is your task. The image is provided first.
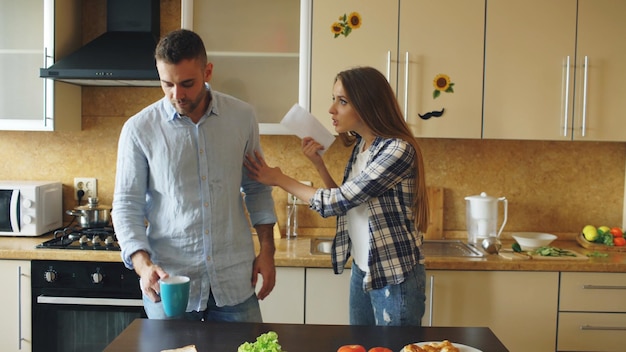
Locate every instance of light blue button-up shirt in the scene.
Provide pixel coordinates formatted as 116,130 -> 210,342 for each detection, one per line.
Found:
113,86 -> 276,309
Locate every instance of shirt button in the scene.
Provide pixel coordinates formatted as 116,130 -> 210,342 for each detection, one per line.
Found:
202,176 -> 206,181
207,256 -> 211,261
205,229 -> 209,235
199,149 -> 204,154
204,202 -> 209,207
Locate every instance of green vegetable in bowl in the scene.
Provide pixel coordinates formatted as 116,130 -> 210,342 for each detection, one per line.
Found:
238,331 -> 284,352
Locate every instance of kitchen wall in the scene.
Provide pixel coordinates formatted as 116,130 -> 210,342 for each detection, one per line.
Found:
1,0 -> 624,236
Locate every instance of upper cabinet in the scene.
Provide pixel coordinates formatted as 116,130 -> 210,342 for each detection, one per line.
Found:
181,0 -> 310,135
310,0 -> 485,138
484,0 -> 626,141
0,0 -> 81,131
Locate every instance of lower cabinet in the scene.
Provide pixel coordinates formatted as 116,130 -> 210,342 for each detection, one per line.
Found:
0,260 -> 31,352
305,268 -> 350,325
557,272 -> 626,352
259,267 -> 306,323
425,270 -> 558,352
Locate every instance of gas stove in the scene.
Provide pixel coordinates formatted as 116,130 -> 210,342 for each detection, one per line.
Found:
36,226 -> 120,251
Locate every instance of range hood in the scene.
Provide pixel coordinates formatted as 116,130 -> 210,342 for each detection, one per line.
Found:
40,0 -> 161,87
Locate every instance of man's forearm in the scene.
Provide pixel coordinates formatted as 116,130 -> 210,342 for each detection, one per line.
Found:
254,223 -> 276,255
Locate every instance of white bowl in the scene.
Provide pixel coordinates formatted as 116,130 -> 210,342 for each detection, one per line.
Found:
512,232 -> 557,251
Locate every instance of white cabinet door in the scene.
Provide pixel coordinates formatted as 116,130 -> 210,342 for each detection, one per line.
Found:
572,0 -> 626,141
0,260 -> 31,352
258,267 -> 305,324
305,268 -> 350,325
426,270 -> 558,352
310,0 -> 484,138
181,0 -> 308,135
398,0 -> 485,139
484,0 -> 626,141
483,0 -> 577,140
310,0 -> 399,134
0,0 -> 81,131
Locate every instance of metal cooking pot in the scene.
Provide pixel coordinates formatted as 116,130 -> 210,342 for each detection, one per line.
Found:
66,197 -> 112,228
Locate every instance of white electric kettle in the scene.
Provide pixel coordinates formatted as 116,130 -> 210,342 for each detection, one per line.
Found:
464,192 -> 508,245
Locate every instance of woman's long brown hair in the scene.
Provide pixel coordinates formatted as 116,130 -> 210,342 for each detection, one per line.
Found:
336,67 -> 429,234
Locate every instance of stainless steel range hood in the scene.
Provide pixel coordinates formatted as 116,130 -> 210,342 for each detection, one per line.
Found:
40,0 -> 161,87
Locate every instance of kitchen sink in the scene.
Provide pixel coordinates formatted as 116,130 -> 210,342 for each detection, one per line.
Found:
310,237 -> 334,255
421,240 -> 484,257
310,237 -> 484,257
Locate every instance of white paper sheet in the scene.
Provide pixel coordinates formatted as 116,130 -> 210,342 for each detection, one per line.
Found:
279,103 -> 336,155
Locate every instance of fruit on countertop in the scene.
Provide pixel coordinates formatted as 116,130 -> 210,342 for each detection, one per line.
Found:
610,227 -> 623,238
582,225 -> 598,241
337,345 -> 367,352
368,348 -> 393,352
580,225 -> 626,247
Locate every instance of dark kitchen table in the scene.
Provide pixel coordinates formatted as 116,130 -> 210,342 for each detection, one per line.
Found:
104,319 -> 509,351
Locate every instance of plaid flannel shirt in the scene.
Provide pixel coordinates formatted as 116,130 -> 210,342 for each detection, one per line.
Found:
309,136 -> 424,291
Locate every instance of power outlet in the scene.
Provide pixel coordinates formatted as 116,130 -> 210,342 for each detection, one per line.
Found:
288,181 -> 312,205
74,177 -> 97,200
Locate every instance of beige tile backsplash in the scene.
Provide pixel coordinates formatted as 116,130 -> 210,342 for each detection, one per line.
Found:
1,87 -> 624,235
1,0 -> 624,236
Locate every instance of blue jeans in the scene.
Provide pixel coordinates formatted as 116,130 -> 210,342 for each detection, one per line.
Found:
143,290 -> 263,322
349,263 -> 426,326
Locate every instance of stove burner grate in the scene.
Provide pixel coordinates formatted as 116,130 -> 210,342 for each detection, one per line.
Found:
36,226 -> 120,251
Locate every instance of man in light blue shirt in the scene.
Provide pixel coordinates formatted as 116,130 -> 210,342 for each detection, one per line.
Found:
113,29 -> 277,322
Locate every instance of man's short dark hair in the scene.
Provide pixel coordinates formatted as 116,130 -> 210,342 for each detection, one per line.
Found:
155,29 -> 207,65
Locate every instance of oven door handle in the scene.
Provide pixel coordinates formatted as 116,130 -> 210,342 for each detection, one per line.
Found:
37,295 -> 144,307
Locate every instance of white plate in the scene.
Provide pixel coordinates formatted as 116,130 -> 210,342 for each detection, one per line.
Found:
402,341 -> 482,352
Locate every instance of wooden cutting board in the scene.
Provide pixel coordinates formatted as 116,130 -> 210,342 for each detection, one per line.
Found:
499,249 -> 589,261
424,186 -> 444,240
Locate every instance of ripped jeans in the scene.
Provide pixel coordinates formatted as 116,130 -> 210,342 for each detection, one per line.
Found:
349,263 -> 426,326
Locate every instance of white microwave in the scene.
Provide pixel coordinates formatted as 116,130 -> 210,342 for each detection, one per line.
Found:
0,180 -> 63,236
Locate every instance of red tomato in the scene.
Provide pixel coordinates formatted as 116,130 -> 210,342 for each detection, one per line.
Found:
368,348 -> 393,352
610,227 -> 623,238
614,237 -> 626,246
337,345 -> 366,352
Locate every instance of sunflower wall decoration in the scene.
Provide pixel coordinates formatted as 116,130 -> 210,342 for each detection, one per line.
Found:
331,12 -> 362,38
433,73 -> 455,99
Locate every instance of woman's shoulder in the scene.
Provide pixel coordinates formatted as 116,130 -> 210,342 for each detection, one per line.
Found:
373,137 -> 415,155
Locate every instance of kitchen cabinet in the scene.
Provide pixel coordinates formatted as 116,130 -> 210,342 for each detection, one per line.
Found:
425,270 -> 558,352
258,267 -> 305,324
0,0 -> 81,131
483,0 -> 626,141
0,260 -> 31,352
557,272 -> 626,351
310,0 -> 485,138
180,0 -> 310,135
304,268 -> 350,324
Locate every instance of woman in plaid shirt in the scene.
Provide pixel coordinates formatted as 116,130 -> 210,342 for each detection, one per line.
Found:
246,66 -> 429,326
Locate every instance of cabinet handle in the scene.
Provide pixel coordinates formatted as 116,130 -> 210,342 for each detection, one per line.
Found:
583,284 -> 626,290
581,325 -> 626,331
18,266 -> 24,349
562,56 -> 571,137
581,56 -> 589,137
428,275 -> 434,327
403,52 -> 409,121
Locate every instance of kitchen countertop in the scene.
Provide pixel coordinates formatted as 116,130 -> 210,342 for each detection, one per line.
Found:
1,229 -> 625,272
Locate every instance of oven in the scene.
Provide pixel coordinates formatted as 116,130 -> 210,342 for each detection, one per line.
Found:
31,260 -> 146,352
